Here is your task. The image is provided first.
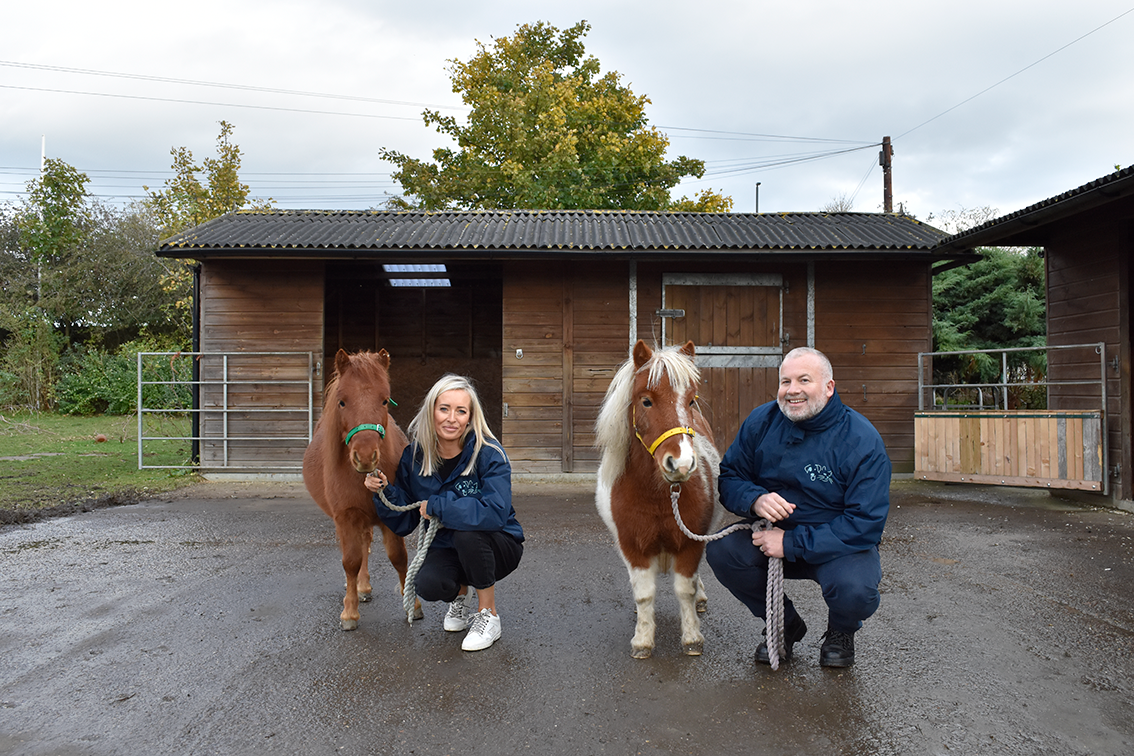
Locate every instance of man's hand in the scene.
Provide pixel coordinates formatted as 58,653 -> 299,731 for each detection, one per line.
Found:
752,528 -> 785,559
752,491 -> 796,522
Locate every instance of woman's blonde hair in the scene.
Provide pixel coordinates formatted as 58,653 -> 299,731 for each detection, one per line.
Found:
407,374 -> 504,477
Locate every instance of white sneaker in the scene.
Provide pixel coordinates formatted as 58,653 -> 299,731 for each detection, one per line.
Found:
461,609 -> 501,651
443,594 -> 470,632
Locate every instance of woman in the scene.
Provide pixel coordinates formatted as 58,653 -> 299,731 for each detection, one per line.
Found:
364,374 -> 523,651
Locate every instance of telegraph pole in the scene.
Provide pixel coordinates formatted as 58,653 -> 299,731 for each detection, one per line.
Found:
880,136 -> 893,213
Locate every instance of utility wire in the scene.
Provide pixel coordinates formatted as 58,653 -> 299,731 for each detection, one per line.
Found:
897,6 -> 1134,140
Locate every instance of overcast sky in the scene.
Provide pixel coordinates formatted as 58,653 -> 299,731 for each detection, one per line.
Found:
2,1 -> 1132,229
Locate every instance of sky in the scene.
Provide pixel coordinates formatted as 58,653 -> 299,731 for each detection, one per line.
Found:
2,1 -> 1132,230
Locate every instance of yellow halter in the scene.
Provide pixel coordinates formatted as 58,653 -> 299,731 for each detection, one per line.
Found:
637,424 -> 697,455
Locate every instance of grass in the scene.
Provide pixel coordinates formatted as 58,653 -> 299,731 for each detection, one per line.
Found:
0,411 -> 202,523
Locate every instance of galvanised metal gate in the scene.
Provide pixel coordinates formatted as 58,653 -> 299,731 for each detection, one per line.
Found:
137,351 -> 316,473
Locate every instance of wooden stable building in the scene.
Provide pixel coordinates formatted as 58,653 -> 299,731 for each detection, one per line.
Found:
157,209 -> 970,476
934,166 -> 1134,510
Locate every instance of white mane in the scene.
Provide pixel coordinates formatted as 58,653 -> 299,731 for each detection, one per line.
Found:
595,345 -> 701,488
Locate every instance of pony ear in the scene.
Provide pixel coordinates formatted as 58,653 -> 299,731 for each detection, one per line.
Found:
679,340 -> 696,358
376,349 -> 391,369
632,340 -> 653,369
334,349 -> 351,378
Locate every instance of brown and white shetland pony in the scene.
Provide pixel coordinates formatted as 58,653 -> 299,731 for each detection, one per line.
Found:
595,340 -> 721,658
302,349 -> 421,630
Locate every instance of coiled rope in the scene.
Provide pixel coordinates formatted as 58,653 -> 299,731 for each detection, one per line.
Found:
375,485 -> 441,624
669,483 -> 786,670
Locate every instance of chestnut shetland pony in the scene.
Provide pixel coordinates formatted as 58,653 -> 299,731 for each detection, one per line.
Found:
595,340 -> 721,659
302,349 -> 420,630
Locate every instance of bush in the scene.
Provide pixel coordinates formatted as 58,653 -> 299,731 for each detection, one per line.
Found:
0,316 -> 64,411
55,338 -> 191,416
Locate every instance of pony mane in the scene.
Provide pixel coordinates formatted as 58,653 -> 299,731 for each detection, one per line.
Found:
320,351 -> 391,414
595,344 -> 701,488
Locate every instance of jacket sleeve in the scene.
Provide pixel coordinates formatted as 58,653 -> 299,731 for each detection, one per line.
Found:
372,448 -> 422,537
781,435 -> 891,564
426,447 -> 513,531
717,409 -> 770,519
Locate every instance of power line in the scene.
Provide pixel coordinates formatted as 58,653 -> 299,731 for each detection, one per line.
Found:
897,6 -> 1134,141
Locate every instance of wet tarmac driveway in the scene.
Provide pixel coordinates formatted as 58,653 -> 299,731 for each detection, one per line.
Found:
1,478 -> 1132,755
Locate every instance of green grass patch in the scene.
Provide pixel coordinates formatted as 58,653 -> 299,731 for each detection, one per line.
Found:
0,411 -> 201,517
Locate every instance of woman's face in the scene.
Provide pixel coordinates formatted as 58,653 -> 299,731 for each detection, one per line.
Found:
434,389 -> 472,448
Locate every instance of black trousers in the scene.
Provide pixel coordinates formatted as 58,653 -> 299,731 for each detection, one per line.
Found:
414,530 -> 524,604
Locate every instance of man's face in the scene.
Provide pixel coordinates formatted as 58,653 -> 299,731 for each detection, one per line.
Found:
777,354 -> 835,422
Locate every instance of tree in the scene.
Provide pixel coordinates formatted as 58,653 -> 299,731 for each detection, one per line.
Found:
380,20 -> 731,212
932,246 -> 1046,406
144,121 -> 273,334
820,194 -> 855,213
144,120 -> 271,236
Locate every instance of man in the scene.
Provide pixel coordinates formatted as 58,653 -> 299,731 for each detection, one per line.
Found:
705,347 -> 891,668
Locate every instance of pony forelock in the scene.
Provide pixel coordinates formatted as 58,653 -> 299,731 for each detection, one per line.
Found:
595,344 -> 700,487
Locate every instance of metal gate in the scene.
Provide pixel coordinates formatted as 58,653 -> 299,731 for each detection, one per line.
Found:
137,351 -> 316,473
914,343 -> 1107,493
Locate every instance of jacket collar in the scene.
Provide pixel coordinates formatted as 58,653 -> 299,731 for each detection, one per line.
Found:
784,389 -> 844,441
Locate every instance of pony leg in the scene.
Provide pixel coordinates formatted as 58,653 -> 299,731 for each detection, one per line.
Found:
673,571 -> 705,656
377,523 -> 423,620
357,526 -> 374,603
334,512 -> 371,631
694,573 -> 708,614
627,562 -> 660,659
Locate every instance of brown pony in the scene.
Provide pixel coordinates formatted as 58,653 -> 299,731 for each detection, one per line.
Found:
302,349 -> 420,630
595,340 -> 721,658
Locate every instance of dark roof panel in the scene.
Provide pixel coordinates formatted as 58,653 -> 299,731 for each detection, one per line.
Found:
158,208 -> 954,257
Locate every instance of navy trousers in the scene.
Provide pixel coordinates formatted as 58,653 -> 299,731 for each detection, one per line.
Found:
705,528 -> 881,633
414,529 -> 524,604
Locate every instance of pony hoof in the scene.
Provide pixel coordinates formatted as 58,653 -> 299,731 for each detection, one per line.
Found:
413,606 -> 424,621
696,599 -> 707,613
359,592 -> 372,603
340,618 -> 359,631
683,642 -> 704,656
631,647 -> 653,660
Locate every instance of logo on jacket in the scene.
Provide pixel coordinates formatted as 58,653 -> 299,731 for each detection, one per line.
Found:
804,463 -> 834,484
455,479 -> 481,497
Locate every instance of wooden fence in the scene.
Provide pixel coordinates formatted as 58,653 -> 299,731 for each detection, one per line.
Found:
914,410 -> 1104,491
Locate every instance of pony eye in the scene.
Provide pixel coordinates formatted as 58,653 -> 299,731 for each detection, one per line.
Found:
382,398 -> 389,406
339,400 -> 346,408
642,398 -> 652,408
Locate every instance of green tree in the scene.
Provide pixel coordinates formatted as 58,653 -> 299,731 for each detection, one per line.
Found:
144,120 -> 270,236
932,246 -> 1046,406
380,20 -> 730,212
144,121 -> 273,335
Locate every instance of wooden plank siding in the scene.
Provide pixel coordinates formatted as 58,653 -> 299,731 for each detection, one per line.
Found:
815,261 -> 932,474
1044,206 -> 1131,498
914,411 -> 1104,491
198,260 -> 324,469
502,261 -> 629,474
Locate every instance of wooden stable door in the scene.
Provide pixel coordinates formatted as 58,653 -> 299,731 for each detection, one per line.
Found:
663,273 -> 784,452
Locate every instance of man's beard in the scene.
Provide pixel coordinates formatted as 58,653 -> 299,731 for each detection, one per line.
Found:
778,393 -> 828,422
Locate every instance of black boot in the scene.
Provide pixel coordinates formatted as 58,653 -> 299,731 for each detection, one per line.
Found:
755,613 -> 807,665
819,628 -> 855,668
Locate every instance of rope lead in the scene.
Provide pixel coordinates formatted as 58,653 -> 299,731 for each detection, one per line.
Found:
669,483 -> 786,670
376,486 -> 440,624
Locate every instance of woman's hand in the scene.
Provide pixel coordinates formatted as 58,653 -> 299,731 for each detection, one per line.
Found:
364,470 -> 388,493
418,501 -> 430,519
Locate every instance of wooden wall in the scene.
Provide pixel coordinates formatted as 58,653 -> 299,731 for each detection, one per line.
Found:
198,260 -> 325,469
815,260 -> 931,474
502,260 -> 629,474
1045,200 -> 1134,499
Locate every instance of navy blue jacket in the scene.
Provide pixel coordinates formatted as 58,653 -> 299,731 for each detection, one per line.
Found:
373,433 -> 524,548
718,390 -> 890,564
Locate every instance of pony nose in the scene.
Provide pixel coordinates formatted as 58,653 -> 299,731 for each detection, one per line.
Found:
350,448 -> 379,473
662,450 -> 697,481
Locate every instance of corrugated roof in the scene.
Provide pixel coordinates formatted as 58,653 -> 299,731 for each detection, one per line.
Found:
935,165 -> 1134,253
158,209 -> 955,258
